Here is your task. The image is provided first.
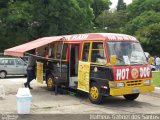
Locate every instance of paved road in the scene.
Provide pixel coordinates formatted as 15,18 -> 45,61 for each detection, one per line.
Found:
0,77 -> 160,120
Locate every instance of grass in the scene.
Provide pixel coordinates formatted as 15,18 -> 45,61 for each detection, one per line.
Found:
152,71 -> 160,87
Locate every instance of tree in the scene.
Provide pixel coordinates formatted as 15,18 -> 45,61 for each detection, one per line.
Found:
0,0 -> 94,52
136,23 -> 160,55
124,0 -> 160,55
124,11 -> 160,35
30,0 -> 94,36
91,0 -> 111,18
95,10 -> 128,33
127,0 -> 160,19
117,0 -> 126,11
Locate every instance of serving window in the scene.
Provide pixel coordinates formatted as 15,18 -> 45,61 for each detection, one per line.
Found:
51,42 -> 68,60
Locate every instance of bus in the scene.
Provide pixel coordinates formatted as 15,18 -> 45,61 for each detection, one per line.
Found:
4,33 -> 154,104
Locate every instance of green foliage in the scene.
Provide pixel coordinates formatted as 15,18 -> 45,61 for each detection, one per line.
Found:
0,0 -> 94,52
127,0 -> 160,19
136,23 -> 160,55
91,0 -> 111,18
0,0 -> 160,56
124,11 -> 160,35
28,0 -> 94,36
117,0 -> 126,11
96,10 -> 128,33
125,0 -> 160,55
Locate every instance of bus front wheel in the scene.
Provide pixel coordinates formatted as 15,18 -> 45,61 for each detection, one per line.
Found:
89,82 -> 104,104
46,74 -> 55,91
123,93 -> 139,101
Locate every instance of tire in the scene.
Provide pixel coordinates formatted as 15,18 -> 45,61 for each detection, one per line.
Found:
46,74 -> 55,91
89,82 -> 104,104
0,71 -> 7,79
123,93 -> 139,101
151,68 -> 155,71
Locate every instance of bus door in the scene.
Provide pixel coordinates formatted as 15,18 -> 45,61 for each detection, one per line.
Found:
77,42 -> 91,92
69,44 -> 79,87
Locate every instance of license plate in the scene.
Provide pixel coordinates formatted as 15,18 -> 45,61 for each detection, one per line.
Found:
132,88 -> 140,93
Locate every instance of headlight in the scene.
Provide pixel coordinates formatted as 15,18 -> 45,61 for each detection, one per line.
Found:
144,80 -> 151,85
109,82 -> 125,88
117,82 -> 125,87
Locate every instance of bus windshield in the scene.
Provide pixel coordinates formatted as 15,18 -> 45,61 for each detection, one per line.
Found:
107,42 -> 147,65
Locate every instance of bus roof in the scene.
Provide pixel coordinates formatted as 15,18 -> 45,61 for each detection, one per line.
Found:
4,33 -> 138,57
63,33 -> 138,42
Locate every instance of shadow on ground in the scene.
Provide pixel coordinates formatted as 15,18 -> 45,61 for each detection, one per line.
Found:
32,85 -> 158,109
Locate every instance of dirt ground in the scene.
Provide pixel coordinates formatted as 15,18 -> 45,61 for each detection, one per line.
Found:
0,76 -> 160,120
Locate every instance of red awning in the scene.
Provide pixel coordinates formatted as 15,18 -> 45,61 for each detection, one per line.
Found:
4,36 -> 62,57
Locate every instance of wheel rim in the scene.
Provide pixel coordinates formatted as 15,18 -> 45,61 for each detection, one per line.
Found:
90,86 -> 99,100
47,77 -> 54,88
0,72 -> 6,78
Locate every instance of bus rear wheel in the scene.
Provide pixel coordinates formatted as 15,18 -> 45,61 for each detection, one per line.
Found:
46,75 -> 55,91
123,93 -> 139,101
89,82 -> 104,104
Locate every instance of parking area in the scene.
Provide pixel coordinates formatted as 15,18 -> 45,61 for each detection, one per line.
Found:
0,77 -> 160,116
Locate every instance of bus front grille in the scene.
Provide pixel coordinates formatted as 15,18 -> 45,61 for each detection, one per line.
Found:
126,80 -> 142,87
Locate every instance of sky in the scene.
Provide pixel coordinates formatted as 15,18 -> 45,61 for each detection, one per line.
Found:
110,0 -> 132,9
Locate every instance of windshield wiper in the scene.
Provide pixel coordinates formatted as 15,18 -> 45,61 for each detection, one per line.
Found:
130,61 -> 139,63
116,57 -> 123,61
130,61 -> 146,64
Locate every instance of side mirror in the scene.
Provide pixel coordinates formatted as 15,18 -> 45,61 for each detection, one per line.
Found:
148,57 -> 153,65
110,55 -> 117,65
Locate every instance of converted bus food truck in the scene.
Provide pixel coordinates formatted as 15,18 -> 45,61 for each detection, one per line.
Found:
4,33 -> 154,104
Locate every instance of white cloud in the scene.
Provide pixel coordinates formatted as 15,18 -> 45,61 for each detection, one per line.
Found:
110,0 -> 132,9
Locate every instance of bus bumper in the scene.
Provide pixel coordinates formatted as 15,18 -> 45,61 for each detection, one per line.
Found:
110,85 -> 155,96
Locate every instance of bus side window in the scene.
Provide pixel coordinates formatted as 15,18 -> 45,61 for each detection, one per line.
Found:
50,43 -> 58,59
82,43 -> 90,62
91,42 -> 106,64
62,43 -> 68,60
53,42 -> 68,60
56,43 -> 62,59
